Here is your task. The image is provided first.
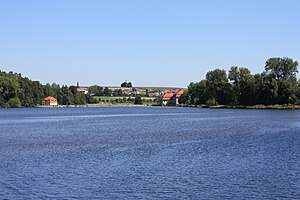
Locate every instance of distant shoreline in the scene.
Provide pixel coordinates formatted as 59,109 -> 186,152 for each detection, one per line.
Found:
37,104 -> 149,108
35,104 -> 300,110
179,104 -> 300,110
3,103 -> 300,110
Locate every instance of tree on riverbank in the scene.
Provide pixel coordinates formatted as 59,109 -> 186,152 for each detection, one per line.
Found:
180,57 -> 300,106
0,71 -> 97,108
134,95 -> 143,105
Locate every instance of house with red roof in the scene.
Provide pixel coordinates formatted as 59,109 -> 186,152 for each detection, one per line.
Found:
41,96 -> 58,106
162,93 -> 175,106
162,89 -> 185,106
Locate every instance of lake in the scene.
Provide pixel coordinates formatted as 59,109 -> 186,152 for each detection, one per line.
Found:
0,107 -> 300,199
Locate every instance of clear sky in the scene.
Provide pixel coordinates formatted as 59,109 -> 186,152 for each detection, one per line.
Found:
1,0 -> 299,87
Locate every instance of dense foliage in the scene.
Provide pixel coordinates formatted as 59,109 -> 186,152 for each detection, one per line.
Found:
180,57 -> 300,106
134,95 -> 143,105
121,81 -> 132,88
0,71 -> 97,108
88,85 -> 125,97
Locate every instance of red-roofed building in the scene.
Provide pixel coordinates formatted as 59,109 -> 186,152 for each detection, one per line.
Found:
42,96 -> 58,106
162,89 -> 185,106
176,89 -> 185,97
175,89 -> 185,105
162,93 -> 175,106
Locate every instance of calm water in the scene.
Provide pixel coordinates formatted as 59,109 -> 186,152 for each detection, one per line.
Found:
0,107 -> 300,199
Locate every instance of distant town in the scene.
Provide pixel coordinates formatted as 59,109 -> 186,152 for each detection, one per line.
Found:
73,81 -> 186,107
41,81 -> 186,107
76,81 -> 184,97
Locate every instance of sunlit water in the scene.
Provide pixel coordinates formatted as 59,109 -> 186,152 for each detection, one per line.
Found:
0,107 -> 300,199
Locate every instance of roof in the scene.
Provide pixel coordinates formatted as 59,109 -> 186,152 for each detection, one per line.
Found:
42,96 -> 57,102
176,89 -> 185,97
162,93 -> 175,101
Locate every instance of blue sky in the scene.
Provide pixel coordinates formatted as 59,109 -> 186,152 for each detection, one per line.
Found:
1,0 -> 299,87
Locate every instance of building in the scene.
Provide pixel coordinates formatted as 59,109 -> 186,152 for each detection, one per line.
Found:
77,87 -> 89,94
175,89 -> 185,105
162,89 -> 185,106
42,96 -> 58,106
162,93 -> 176,106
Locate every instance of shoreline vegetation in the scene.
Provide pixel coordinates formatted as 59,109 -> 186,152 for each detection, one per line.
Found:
179,57 -> 300,109
35,103 -> 300,110
0,70 -> 163,108
179,104 -> 300,110
1,57 -> 300,110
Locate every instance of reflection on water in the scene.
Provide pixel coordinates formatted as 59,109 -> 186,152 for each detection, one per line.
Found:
0,107 -> 300,199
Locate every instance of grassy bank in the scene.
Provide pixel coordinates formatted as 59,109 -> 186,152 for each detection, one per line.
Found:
179,104 -> 300,110
93,96 -> 158,106
94,96 -> 156,101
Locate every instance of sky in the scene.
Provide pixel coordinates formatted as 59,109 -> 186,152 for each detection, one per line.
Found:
0,0 -> 299,87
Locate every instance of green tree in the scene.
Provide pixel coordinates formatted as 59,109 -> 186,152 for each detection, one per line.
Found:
265,57 -> 298,104
74,93 -> 86,105
134,95 -> 143,105
294,80 -> 300,104
121,82 -> 127,87
103,87 -> 112,96
265,57 -> 298,82
178,91 -> 189,104
239,73 -> 255,105
228,66 -> 253,105
154,97 -> 162,105
228,66 -> 240,105
69,86 -> 78,94
8,97 -> 22,108
206,98 -> 217,106
277,80 -> 294,104
85,94 -> 98,104
113,89 -> 123,96
257,74 -> 278,105
121,81 -> 132,87
206,69 -> 231,105
186,82 -> 197,105
43,83 -> 56,97
88,85 -> 103,96
60,85 -> 74,105
187,80 -> 208,105
0,72 -> 21,101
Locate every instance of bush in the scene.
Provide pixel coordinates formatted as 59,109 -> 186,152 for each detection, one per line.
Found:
8,97 -> 22,108
206,98 -> 218,106
134,95 -> 143,105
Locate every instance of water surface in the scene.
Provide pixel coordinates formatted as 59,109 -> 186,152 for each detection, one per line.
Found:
0,107 -> 300,199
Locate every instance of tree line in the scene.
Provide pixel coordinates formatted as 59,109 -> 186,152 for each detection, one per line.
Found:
88,85 -> 123,96
2,57 -> 298,108
179,57 -> 300,106
0,71 -> 97,108
0,70 -> 158,108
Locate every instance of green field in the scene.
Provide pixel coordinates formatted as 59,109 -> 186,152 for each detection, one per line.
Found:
93,96 -> 158,106
103,86 -> 185,90
94,96 -> 156,100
